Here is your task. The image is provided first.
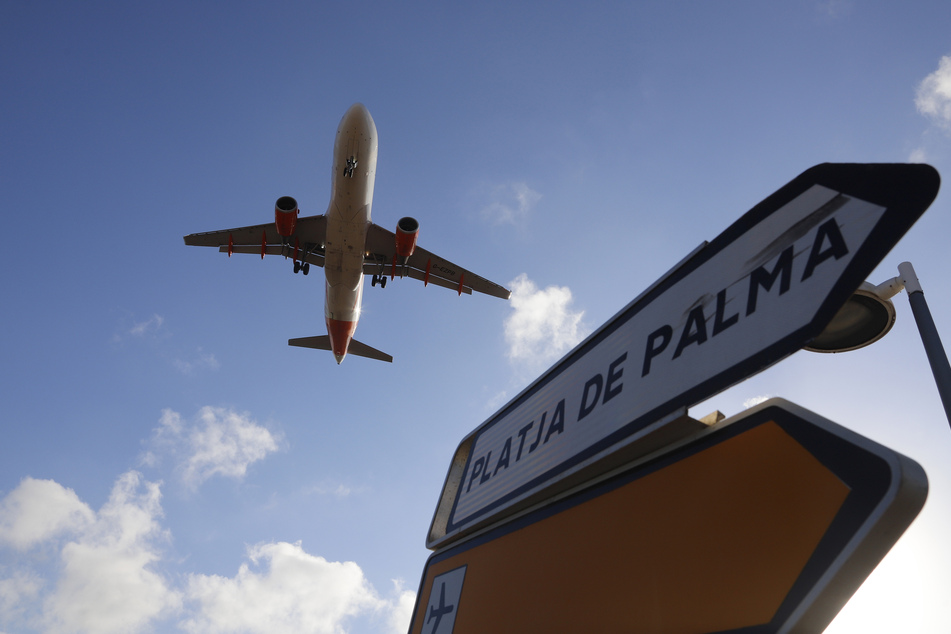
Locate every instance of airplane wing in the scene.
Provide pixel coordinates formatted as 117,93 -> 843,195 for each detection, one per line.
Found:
363,222 -> 511,299
184,215 -> 328,267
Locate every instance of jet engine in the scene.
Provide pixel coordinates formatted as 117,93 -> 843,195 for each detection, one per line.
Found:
395,216 -> 419,258
275,196 -> 299,237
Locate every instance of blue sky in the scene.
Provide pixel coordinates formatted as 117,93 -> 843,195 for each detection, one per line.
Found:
2,1 -> 951,632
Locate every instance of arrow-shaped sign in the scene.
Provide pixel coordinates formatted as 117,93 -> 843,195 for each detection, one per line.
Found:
413,399 -> 928,633
428,163 -> 939,548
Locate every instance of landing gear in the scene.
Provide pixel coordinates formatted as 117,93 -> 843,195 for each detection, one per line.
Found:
371,274 -> 387,288
343,156 -> 358,178
293,261 -> 310,275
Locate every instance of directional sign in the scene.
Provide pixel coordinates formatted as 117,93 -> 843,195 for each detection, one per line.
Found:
410,399 -> 928,634
428,163 -> 939,547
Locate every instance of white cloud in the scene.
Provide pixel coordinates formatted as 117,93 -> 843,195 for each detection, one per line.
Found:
484,389 -> 512,413
386,579 -> 416,634
304,482 -> 359,498
504,274 -> 588,373
743,395 -> 772,409
0,478 -> 94,550
173,348 -> 220,375
0,570 -> 43,625
112,314 -> 219,374
909,147 -> 929,163
143,408 -> 281,490
479,182 -> 541,226
129,314 -> 165,337
182,541 -> 412,634
183,408 -> 281,488
43,472 -> 182,634
112,311 -> 169,345
0,472 -> 182,634
916,55 -> 951,132
0,473 -> 413,634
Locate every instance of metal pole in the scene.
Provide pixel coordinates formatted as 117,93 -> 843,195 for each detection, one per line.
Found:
899,261 -> 951,429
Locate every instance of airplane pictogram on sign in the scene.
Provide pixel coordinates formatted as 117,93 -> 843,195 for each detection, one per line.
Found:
421,565 -> 466,634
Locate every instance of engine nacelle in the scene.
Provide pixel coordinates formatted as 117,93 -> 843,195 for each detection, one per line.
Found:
394,216 -> 419,258
275,196 -> 299,237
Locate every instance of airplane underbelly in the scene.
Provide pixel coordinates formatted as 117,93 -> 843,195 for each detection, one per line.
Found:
324,195 -> 368,320
325,275 -> 363,322
324,208 -> 369,291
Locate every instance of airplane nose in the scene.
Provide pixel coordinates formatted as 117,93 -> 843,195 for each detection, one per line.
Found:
334,353 -> 346,364
342,103 -> 375,132
346,102 -> 370,118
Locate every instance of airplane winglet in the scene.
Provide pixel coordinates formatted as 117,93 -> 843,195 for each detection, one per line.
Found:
288,336 -> 393,363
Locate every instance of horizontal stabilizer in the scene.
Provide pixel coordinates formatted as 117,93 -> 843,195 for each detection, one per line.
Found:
288,335 -> 393,363
288,335 -> 333,351
347,338 -> 393,363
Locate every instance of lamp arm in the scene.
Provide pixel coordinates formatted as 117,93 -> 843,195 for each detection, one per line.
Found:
870,276 -> 903,300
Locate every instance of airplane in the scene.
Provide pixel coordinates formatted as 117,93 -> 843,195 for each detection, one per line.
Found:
184,103 -> 511,364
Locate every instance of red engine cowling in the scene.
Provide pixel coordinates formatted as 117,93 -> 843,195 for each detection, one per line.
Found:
275,196 -> 299,237
395,216 -> 419,258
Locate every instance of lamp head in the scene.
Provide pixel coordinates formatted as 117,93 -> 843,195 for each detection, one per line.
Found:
805,282 -> 897,353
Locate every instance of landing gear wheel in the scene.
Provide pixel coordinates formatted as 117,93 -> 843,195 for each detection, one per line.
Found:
380,276 -> 387,289
371,274 -> 379,287
293,261 -> 301,274
302,263 -> 310,275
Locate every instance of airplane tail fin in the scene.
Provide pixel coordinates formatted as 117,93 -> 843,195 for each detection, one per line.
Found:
288,335 -> 393,363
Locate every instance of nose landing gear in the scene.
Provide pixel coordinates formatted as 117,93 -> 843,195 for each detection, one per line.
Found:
344,156 -> 358,178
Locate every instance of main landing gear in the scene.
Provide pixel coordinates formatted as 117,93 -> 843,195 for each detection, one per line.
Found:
294,261 -> 310,275
371,274 -> 387,288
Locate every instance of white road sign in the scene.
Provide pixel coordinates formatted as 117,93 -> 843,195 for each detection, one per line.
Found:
428,163 -> 939,548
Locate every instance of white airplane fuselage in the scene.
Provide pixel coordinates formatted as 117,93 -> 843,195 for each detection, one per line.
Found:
323,103 -> 378,363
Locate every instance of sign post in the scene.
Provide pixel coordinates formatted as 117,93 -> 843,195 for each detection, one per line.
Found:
410,399 -> 928,634
428,163 -> 939,547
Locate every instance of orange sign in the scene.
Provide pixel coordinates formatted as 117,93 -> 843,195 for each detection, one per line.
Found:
410,399 -> 926,634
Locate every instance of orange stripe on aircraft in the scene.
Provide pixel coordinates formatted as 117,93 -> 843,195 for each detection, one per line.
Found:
326,319 -> 357,356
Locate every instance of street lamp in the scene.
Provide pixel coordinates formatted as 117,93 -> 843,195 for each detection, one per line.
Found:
806,262 -> 951,427
804,281 -> 898,353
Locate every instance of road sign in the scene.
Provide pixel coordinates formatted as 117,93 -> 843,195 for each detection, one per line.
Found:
410,399 -> 928,634
428,163 -> 939,547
